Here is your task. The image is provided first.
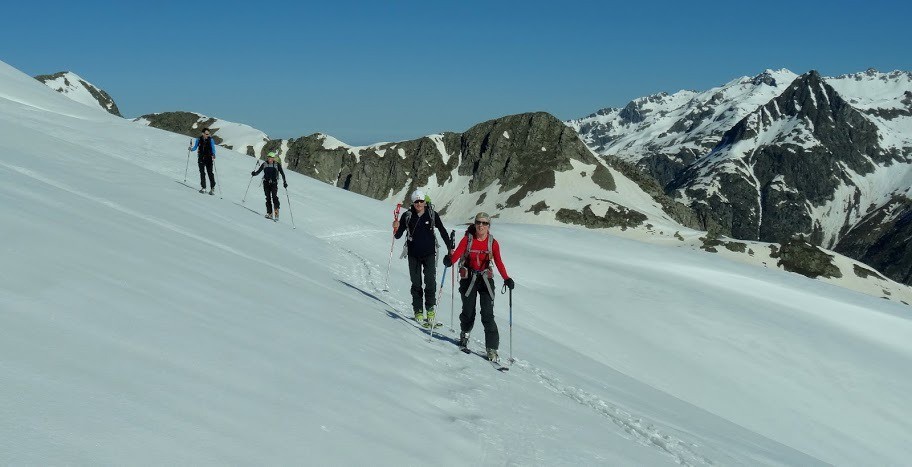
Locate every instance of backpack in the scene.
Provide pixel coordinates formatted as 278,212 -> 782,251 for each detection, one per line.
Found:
399,202 -> 438,259
458,224 -> 495,277
458,224 -> 496,297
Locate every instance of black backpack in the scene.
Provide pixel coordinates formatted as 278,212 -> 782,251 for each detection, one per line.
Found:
399,203 -> 438,258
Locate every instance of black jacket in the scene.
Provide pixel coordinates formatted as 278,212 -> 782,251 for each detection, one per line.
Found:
252,161 -> 286,183
395,206 -> 452,258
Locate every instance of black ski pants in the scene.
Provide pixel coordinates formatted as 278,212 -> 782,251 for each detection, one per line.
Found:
408,254 -> 437,313
459,275 -> 498,350
264,180 -> 280,213
198,156 -> 215,189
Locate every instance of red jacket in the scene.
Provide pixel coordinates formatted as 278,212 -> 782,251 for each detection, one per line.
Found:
451,234 -> 509,279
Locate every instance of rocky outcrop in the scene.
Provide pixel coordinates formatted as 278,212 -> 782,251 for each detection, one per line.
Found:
283,112 -> 608,207
771,237 -> 842,279
136,111 -> 222,143
555,204 -> 647,230
836,196 -> 912,284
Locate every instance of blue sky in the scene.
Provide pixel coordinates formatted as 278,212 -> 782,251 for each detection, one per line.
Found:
2,0 -> 909,145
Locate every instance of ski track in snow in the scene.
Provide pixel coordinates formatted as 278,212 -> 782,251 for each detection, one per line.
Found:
322,233 -> 717,466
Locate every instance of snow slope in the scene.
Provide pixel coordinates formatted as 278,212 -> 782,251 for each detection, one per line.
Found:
3,59 -> 912,465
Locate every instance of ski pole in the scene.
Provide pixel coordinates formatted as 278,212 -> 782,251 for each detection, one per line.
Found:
448,230 -> 455,331
501,283 -> 513,365
435,265 -> 449,315
284,185 -> 296,230
242,155 -> 262,203
383,203 -> 402,291
183,139 -> 192,182
509,287 -> 513,364
213,162 -> 223,199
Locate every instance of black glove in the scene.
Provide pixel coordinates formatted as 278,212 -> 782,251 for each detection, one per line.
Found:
283,182 -> 288,188
504,278 -> 515,290
443,255 -> 452,267
250,171 -> 256,176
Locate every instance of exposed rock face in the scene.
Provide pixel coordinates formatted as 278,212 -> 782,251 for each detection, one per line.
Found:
672,71 -> 889,243
35,71 -> 122,116
136,111 -> 222,143
283,112 -> 607,206
836,196 -> 912,284
555,204 -> 648,230
772,237 -> 843,279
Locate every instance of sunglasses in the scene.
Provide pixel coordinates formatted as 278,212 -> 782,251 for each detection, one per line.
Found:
413,200 -> 425,204
475,221 -> 490,226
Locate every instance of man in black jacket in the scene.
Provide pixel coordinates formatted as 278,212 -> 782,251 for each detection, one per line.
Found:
189,128 -> 217,194
393,189 -> 453,325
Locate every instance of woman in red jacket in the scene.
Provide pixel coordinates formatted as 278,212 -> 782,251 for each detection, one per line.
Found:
444,212 -> 515,363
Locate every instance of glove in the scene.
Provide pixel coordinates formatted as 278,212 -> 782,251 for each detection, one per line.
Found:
504,278 -> 515,290
251,171 -> 256,176
443,255 -> 452,267
283,182 -> 288,188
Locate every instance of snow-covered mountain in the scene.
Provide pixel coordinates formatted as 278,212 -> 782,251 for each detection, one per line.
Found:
568,69 -> 799,187
34,71 -> 121,116
4,57 -> 912,466
574,68 -> 912,286
133,111 -> 270,156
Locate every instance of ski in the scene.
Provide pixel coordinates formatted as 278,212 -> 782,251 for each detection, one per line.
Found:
460,346 -> 508,371
231,201 -> 263,217
175,180 -> 200,191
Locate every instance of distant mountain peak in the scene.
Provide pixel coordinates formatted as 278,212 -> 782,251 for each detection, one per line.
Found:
34,71 -> 121,117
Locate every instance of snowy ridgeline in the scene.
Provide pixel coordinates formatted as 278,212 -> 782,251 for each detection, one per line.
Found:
3,59 -> 912,465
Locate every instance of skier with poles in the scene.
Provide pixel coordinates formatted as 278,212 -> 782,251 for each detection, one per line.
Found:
445,212 -> 515,363
251,152 -> 287,221
393,190 -> 453,327
188,128 -> 217,194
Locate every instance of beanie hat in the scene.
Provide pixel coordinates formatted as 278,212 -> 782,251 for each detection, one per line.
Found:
411,189 -> 426,202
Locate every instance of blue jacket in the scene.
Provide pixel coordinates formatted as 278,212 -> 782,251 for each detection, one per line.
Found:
190,137 -> 217,156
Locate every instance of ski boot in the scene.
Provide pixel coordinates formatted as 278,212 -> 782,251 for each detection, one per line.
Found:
486,348 -> 500,363
274,209 -> 279,220
199,187 -> 206,193
209,188 -> 215,195
422,308 -> 442,328
458,332 -> 469,348
413,311 -> 425,324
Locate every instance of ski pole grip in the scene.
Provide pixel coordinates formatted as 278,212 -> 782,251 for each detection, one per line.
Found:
392,203 -> 402,234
